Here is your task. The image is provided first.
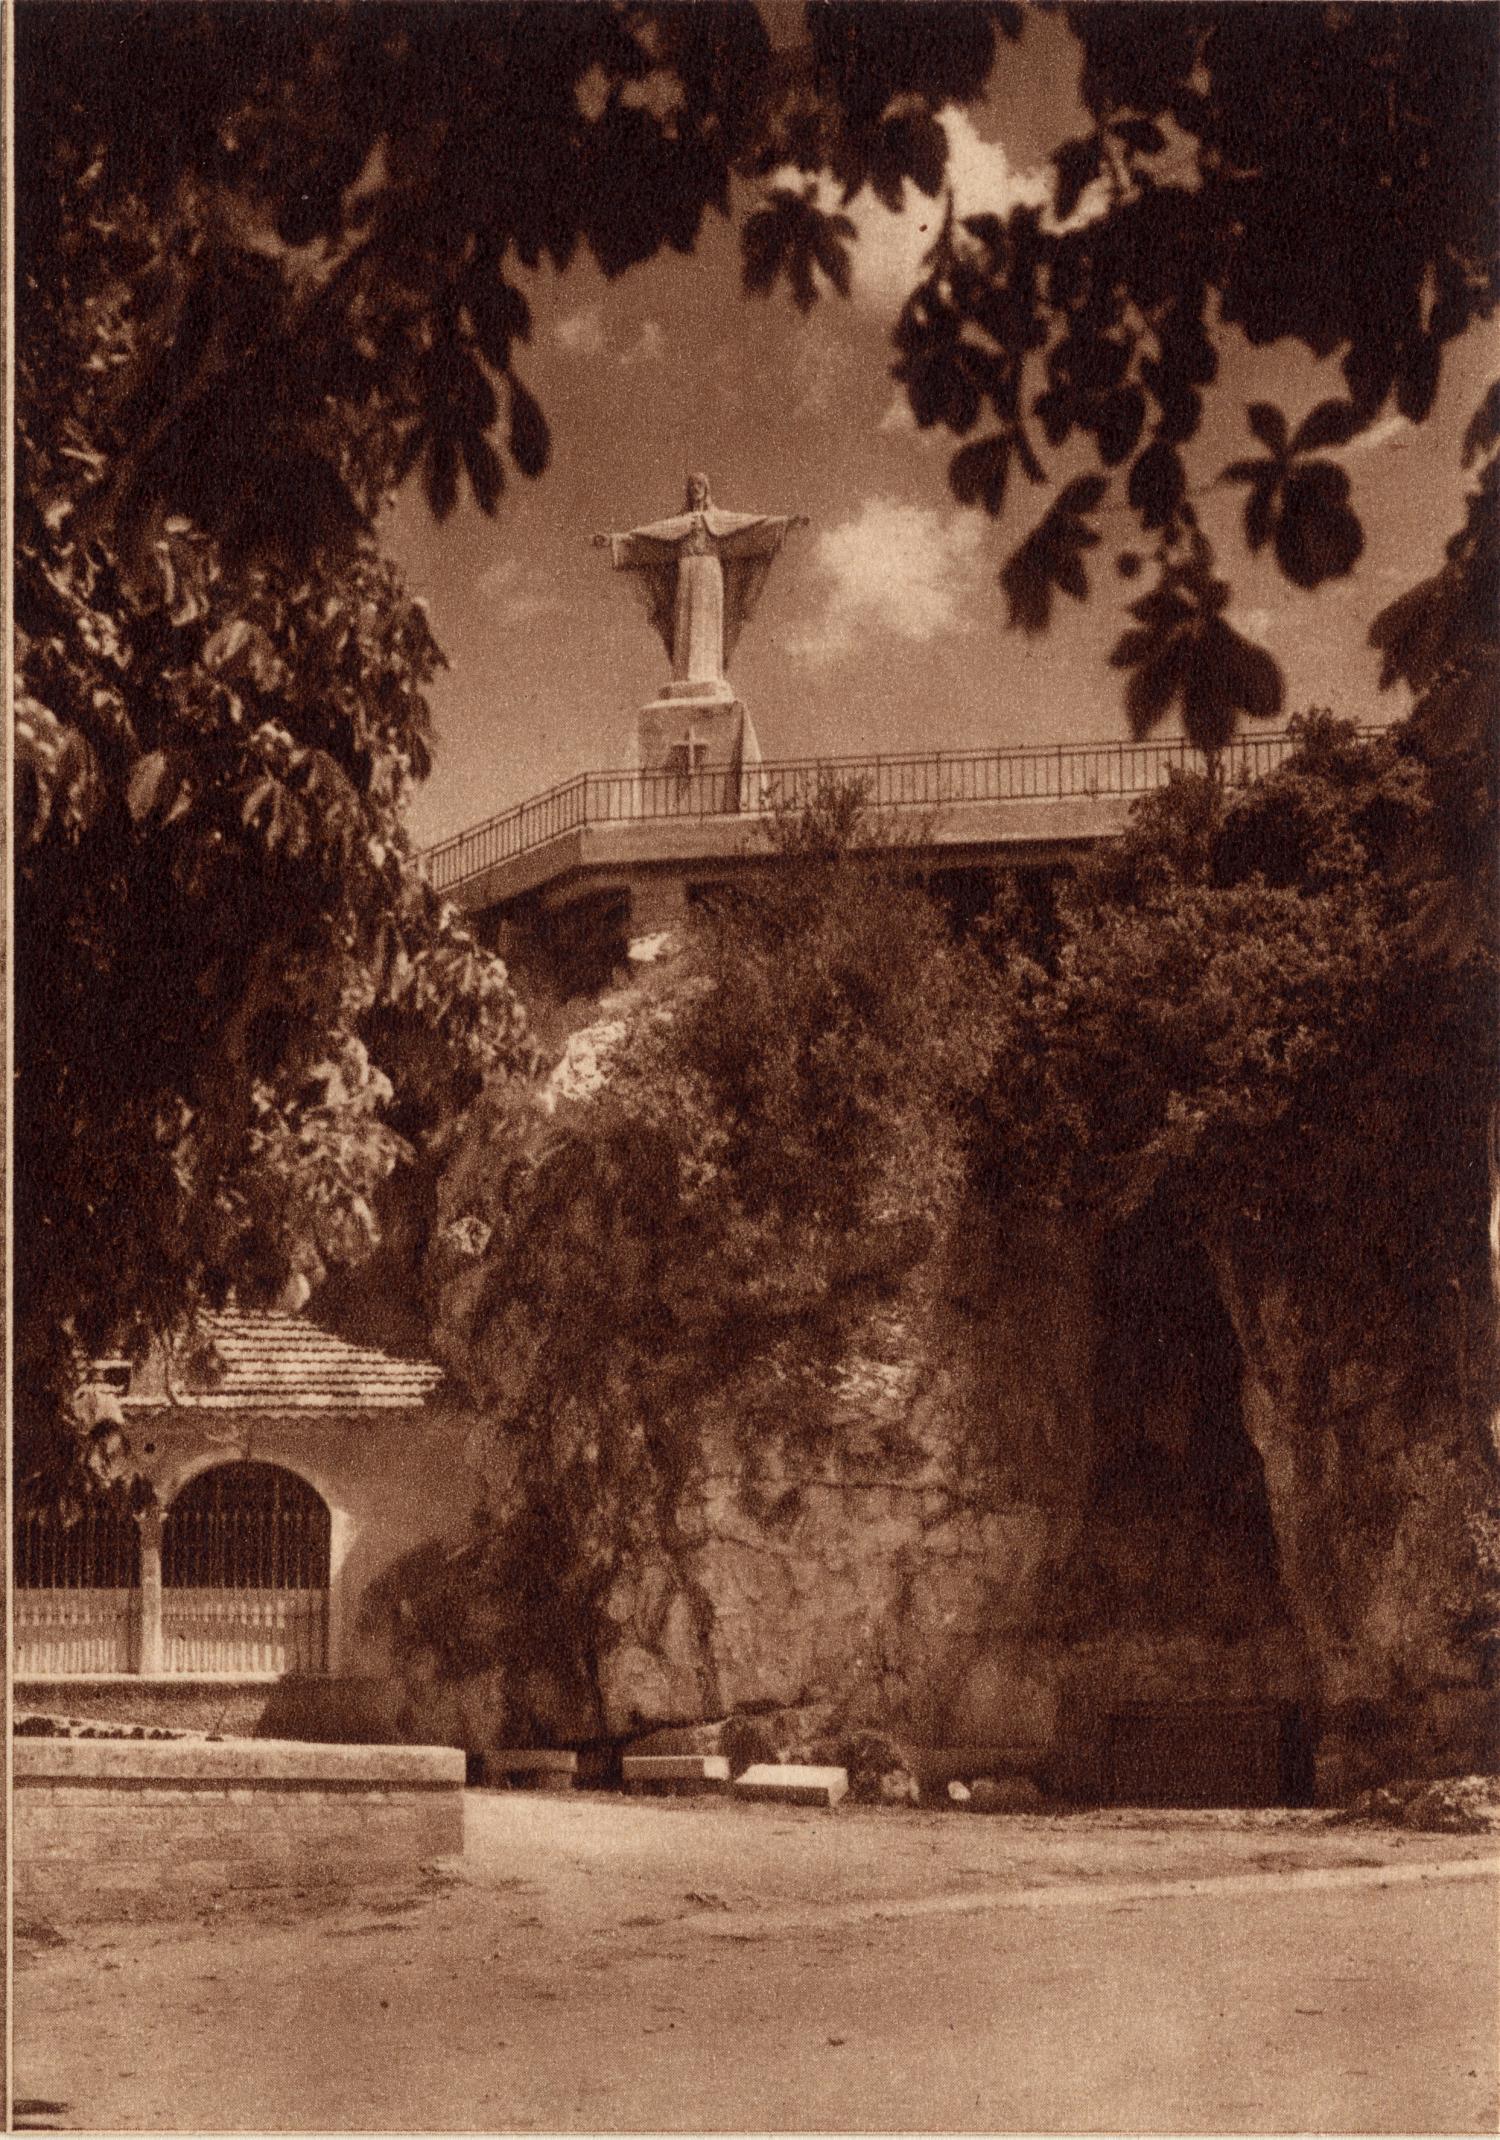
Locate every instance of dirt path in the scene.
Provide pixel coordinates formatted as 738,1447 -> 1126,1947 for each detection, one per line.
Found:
15,1794 -> 1498,2133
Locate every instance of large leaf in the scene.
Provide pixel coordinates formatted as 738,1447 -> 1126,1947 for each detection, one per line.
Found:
126,750 -> 170,824
1397,335 -> 1442,425
741,189 -> 854,313
1127,441 -> 1186,529
466,277 -> 532,372
1291,399 -> 1364,454
424,428 -> 460,522
1246,402 -> 1289,458
1001,481 -> 1107,633
1274,462 -> 1365,588
1096,384 -> 1146,468
1052,134 -> 1103,222
1243,478 -> 1276,555
463,432 -> 504,516
507,379 -> 550,481
949,434 -> 1012,517
1214,619 -> 1284,721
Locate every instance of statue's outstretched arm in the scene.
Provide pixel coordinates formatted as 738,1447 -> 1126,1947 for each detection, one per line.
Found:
714,512 -> 810,559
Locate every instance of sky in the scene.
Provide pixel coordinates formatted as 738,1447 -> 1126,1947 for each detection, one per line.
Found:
386,12 -> 1498,851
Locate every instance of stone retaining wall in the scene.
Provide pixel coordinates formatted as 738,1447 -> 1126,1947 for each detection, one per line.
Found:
14,1675 -> 408,1743
15,1737 -> 465,1921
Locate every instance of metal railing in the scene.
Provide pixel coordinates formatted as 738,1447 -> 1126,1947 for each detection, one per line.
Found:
161,1588 -> 328,1676
422,727 -> 1376,896
14,1589 -> 139,1676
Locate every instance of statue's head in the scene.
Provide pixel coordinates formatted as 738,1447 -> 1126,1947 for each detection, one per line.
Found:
685,472 -> 712,510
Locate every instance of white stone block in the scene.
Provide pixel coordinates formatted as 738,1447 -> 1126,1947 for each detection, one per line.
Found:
732,1763 -> 848,1808
621,1753 -> 730,1791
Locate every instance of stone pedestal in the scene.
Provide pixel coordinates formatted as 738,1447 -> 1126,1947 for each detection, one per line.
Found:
636,692 -> 761,782
629,689 -> 765,818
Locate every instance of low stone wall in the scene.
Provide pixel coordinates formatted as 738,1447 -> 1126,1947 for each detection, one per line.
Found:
13,1675 -> 411,1744
15,1737 -> 465,1922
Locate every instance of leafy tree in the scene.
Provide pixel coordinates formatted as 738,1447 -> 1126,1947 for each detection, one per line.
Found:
14,0 -> 1020,1477
21,5 -> 1495,758
16,1 -> 1016,564
887,4 -> 1499,748
977,716 -> 1496,1366
18,1 -> 1499,1470
410,795 -> 1002,1692
14,228 -> 531,1485
1370,385 -> 1500,961
438,788 -> 1001,1411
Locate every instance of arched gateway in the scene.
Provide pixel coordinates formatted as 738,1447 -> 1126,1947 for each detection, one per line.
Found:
161,1462 -> 331,1675
14,1461 -> 332,1678
13,1311 -> 456,1717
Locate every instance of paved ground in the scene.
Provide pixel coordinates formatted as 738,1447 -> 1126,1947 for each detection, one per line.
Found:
14,1792 -> 1499,2133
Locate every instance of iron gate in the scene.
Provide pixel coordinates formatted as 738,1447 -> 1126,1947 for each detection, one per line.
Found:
161,1463 -> 331,1674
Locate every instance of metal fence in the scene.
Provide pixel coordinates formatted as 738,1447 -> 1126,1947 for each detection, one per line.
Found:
422,726 -> 1365,896
160,1589 -> 328,1677
161,1462 -> 330,1675
15,1464 -> 333,1679
15,1500 -> 141,1675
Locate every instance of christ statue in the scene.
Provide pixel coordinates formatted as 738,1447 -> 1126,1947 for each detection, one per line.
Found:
593,474 -> 807,699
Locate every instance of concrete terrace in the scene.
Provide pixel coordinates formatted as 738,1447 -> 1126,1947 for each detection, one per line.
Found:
423,727 -> 1357,924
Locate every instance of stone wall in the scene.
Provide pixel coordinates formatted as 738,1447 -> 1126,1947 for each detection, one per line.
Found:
1205,1224 -> 1498,1798
12,1675 -> 409,1743
14,1738 -> 465,1922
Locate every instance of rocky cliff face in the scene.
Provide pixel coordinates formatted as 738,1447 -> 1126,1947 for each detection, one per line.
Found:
378,1192 -> 1497,1798
370,939 -> 1497,1803
1205,1223 -> 1497,1796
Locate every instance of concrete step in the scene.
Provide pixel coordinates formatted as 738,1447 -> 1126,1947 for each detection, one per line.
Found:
733,1763 -> 848,1809
622,1753 -> 730,1793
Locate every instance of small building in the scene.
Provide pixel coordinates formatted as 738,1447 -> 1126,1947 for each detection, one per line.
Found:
14,1310 -> 480,1740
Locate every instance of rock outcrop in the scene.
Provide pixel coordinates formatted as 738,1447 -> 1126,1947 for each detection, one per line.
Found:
372,928 -> 1498,1803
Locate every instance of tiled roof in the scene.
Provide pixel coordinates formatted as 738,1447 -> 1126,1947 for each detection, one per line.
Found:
126,1309 -> 445,1413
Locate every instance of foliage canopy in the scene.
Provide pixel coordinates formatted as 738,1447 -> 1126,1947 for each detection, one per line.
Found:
14,1 -> 1499,1480
895,3 -> 1498,748
14,176 -> 532,1484
979,717 -> 1497,1357
19,2 -> 1498,753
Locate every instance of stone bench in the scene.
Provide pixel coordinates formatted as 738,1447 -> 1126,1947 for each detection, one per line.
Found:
622,1753 -> 729,1794
732,1762 -> 848,1809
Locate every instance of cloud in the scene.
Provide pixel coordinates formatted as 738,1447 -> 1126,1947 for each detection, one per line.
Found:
554,303 -> 666,370
477,557 -> 569,630
784,496 -> 985,662
835,107 -> 1103,315
618,319 -> 666,369
877,390 -> 946,445
787,333 -> 851,419
555,301 -> 608,358
1345,412 -> 1412,456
